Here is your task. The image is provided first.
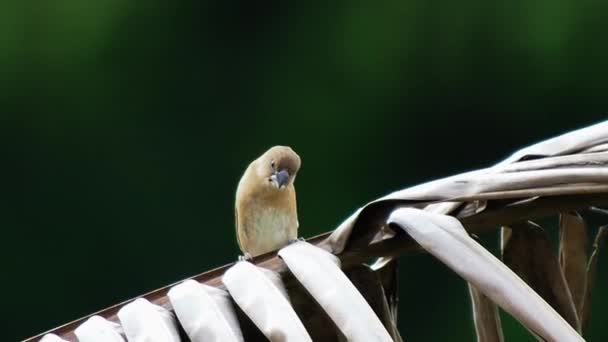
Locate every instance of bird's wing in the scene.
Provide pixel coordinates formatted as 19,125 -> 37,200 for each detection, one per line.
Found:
235,206 -> 243,252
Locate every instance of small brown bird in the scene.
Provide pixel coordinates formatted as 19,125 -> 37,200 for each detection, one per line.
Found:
235,146 -> 301,258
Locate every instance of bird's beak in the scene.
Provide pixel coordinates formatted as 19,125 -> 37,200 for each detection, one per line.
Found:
271,169 -> 290,189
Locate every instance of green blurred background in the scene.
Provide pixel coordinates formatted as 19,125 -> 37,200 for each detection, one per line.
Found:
5,0 -> 608,340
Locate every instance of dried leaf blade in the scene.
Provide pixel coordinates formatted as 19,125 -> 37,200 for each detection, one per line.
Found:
581,226 -> 608,332
559,211 -> 588,318
502,221 -> 581,332
468,283 -> 504,342
387,208 -> 583,342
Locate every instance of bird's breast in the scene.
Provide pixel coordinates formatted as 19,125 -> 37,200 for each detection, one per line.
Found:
246,204 -> 297,256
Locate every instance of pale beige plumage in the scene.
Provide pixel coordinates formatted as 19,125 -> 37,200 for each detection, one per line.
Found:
235,146 -> 301,257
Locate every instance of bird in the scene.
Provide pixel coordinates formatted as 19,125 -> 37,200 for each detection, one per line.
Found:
235,146 -> 301,258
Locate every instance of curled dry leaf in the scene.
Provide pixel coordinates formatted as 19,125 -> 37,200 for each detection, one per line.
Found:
279,242 -> 394,342
468,234 -> 503,342
581,226 -> 608,332
559,211 -> 588,318
502,221 -> 581,332
468,283 -> 504,342
223,262 -> 313,342
346,265 -> 403,342
372,258 -> 400,328
388,208 -> 583,342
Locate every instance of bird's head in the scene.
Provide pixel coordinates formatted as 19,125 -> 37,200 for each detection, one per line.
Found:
255,146 -> 301,190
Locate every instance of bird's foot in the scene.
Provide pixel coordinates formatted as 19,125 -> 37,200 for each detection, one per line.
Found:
289,237 -> 306,244
238,253 -> 253,262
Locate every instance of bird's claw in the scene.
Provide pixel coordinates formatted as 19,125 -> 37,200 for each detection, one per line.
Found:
289,237 -> 306,244
238,253 -> 253,262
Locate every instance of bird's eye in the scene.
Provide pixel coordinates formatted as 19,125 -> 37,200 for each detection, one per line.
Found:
271,160 -> 275,168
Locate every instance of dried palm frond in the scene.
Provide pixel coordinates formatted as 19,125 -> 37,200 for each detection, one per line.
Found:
501,221 -> 579,333
468,283 -> 503,342
581,225 -> 608,332
27,121 -> 608,342
559,211 -> 588,317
